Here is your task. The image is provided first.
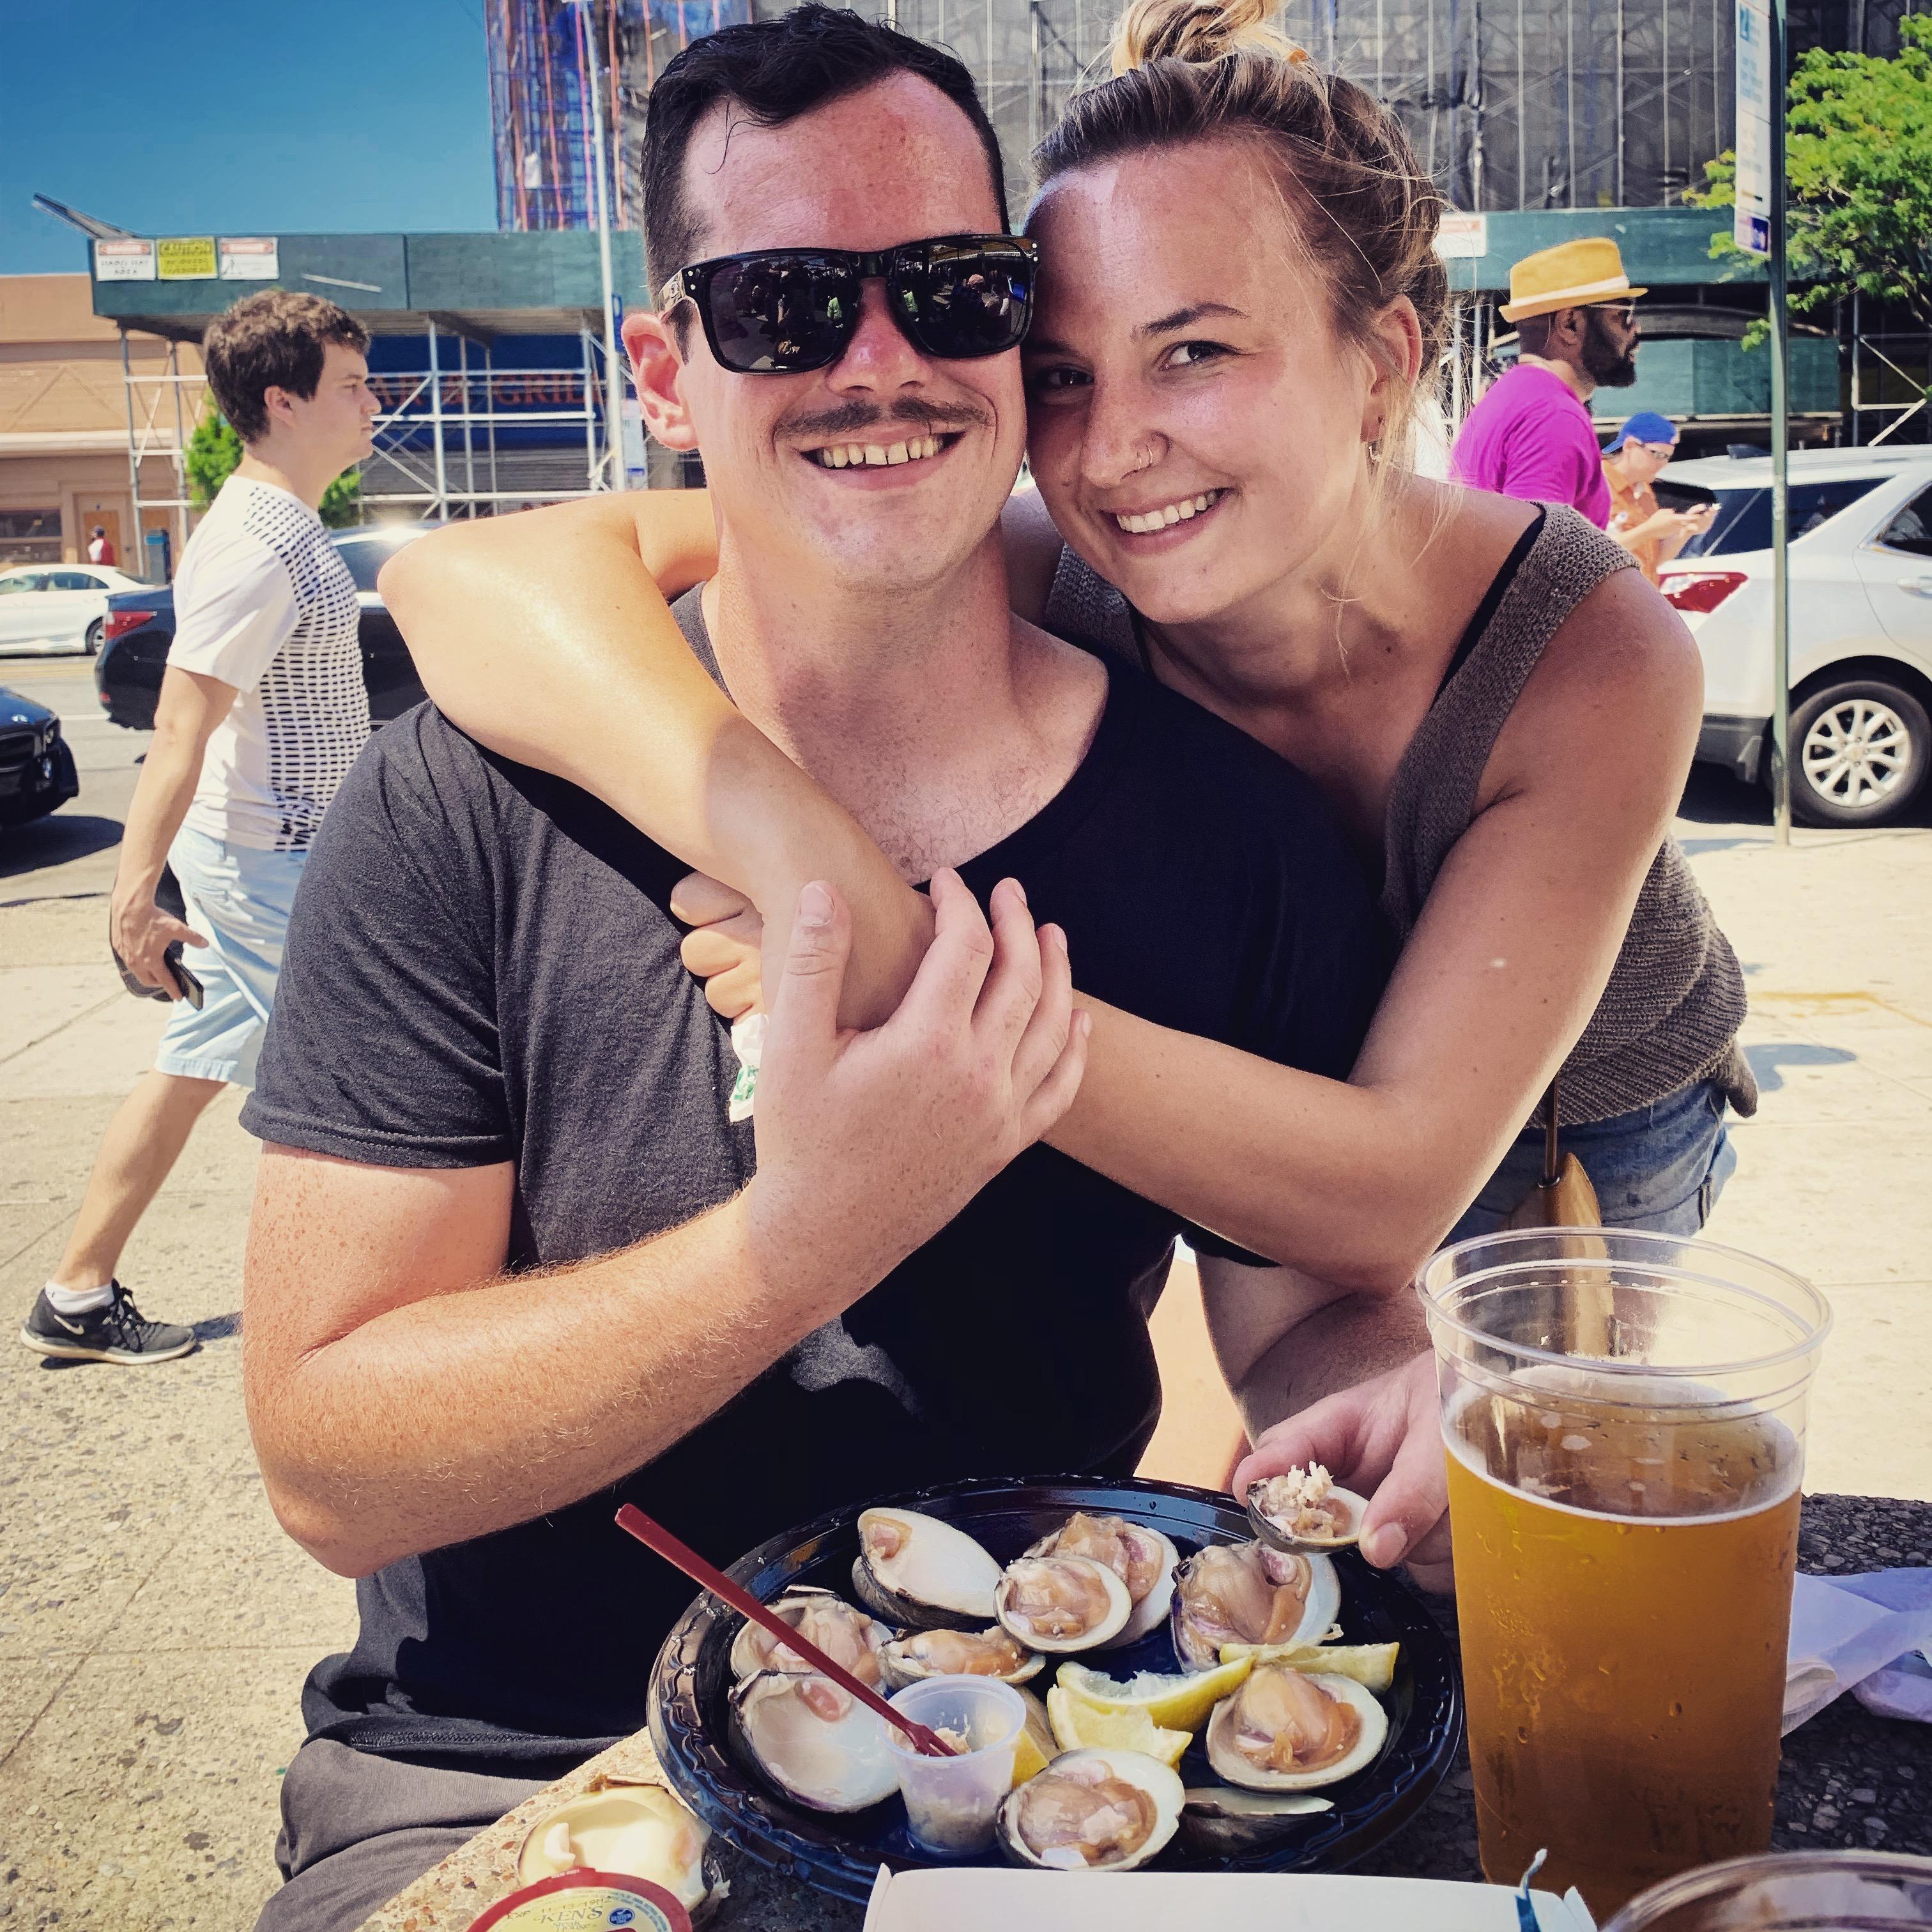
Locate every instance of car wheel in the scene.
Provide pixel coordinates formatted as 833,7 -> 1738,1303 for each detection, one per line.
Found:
84,619 -> 103,655
1788,677 -> 1930,827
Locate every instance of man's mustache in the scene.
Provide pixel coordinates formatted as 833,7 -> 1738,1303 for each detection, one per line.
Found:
779,398 -> 994,443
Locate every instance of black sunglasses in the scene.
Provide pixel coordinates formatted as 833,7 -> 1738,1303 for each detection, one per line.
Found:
658,234 -> 1039,376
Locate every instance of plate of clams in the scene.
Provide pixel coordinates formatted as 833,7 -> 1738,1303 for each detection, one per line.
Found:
647,1473 -> 1460,1903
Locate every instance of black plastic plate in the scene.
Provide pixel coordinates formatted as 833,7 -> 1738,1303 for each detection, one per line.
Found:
647,1473 -> 1462,1905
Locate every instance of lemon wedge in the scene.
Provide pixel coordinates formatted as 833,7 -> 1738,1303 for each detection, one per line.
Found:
1009,1687 -> 1054,1786
1054,1654 -> 1254,1734
1010,1722 -> 1050,1786
1216,1640 -> 1399,1692
1045,1685 -> 1192,1768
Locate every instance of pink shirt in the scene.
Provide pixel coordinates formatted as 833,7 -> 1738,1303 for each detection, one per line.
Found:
1449,364 -> 1612,529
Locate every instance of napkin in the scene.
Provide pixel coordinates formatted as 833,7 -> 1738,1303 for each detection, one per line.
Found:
1784,1568 -> 1932,1734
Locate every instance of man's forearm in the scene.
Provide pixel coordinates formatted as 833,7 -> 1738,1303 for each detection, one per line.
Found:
1232,1289 -> 1433,1445
249,1186 -> 854,1578
116,724 -> 206,890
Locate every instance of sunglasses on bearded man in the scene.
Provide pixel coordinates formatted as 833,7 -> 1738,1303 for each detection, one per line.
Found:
658,233 -> 1039,376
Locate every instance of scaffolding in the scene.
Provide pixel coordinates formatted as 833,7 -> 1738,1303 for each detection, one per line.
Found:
490,0 -> 756,233
356,321 -> 624,515
117,319 -> 627,552
118,336 -> 208,562
487,0 -> 1924,245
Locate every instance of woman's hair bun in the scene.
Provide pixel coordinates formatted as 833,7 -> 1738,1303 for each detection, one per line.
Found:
1109,0 -> 1309,74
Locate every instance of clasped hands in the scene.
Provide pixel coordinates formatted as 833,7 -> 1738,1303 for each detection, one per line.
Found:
673,869 -> 1453,1594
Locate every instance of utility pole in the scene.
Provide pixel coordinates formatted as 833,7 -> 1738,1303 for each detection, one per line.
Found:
576,0 -> 625,491
1734,0 -> 1791,842
1768,0 -> 1791,844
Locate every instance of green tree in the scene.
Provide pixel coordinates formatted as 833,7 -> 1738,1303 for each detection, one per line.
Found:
1692,13 -> 1932,347
184,402 -> 364,528
184,403 -> 241,511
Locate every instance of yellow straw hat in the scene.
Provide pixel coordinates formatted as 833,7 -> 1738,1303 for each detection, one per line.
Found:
1499,237 -> 1648,324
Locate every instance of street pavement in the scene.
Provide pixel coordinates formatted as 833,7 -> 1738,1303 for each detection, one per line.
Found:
2,648 -> 1929,1929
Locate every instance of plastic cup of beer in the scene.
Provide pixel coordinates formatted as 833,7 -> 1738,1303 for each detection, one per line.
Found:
1600,1850 -> 1932,1930
1417,1228 -> 1831,1917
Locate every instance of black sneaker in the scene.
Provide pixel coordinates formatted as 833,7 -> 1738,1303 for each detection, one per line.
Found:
20,1283 -> 196,1364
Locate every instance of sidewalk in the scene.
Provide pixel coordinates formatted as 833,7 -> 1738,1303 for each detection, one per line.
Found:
2,763 -> 1929,1929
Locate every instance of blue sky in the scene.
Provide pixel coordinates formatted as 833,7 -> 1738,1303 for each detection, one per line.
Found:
1,0 -> 498,275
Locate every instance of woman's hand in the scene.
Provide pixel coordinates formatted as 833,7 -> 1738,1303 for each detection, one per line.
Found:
671,873 -> 766,1020
1232,1350 -> 1452,1594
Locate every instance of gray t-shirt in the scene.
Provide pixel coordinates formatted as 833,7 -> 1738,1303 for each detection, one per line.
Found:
241,604 -> 1388,1770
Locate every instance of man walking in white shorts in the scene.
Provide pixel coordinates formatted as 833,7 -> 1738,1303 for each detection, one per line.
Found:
20,290 -> 378,1364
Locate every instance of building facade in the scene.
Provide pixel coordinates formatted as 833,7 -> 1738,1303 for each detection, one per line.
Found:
0,275 -> 194,574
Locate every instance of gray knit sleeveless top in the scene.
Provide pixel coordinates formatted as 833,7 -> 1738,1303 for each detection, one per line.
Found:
1044,506 -> 1752,1126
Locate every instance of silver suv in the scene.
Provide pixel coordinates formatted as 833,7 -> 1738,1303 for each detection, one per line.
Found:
1656,447 -> 1932,826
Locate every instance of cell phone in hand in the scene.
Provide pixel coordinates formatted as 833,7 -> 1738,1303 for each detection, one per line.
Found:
166,946 -> 204,1010
112,939 -> 203,1009
112,864 -> 204,1009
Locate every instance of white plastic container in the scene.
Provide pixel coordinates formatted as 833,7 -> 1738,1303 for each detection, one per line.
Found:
884,1675 -> 1025,1855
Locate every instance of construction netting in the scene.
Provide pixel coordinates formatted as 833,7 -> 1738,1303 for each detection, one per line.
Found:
491,0 -> 1921,239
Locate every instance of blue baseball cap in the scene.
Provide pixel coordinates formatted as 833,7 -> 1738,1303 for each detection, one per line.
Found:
1607,411 -> 1680,451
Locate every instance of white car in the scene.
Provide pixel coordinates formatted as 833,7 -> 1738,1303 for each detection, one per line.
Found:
0,562 -> 150,657
1656,447 -> 1932,825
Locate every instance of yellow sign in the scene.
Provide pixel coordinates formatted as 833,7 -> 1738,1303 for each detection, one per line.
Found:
156,236 -> 218,280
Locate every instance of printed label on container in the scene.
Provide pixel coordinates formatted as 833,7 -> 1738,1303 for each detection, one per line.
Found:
468,1869 -> 692,1932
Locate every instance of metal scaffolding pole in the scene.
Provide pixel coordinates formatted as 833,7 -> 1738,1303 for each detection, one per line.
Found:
169,341 -> 189,556
427,319 -> 449,520
461,334 -> 476,506
487,341 -> 500,498
1565,0 -> 1577,203
120,330 -> 146,578
1616,0 -> 1627,204
1851,291 -> 1861,448
1517,0 -> 1526,206
576,0 -> 624,489
581,328 -> 599,487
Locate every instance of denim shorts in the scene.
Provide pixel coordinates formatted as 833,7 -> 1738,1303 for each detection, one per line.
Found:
1446,1074 -> 1738,1245
153,827 -> 307,1091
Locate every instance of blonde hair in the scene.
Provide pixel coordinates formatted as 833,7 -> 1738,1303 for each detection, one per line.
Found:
1036,0 -> 1450,473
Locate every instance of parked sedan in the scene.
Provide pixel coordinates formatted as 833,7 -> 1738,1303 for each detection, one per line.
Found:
0,684 -> 80,830
0,563 -> 150,656
1657,448 -> 1932,826
95,523 -> 433,731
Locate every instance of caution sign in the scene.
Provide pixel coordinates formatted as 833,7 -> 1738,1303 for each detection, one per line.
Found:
157,236 -> 218,280
94,238 -> 157,282
1435,211 -> 1489,261
219,237 -> 279,280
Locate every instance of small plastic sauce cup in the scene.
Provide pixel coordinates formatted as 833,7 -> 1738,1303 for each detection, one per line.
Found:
884,1675 -> 1026,1856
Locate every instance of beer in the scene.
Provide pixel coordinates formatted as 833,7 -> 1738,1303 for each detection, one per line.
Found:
1445,1383 -> 1802,1915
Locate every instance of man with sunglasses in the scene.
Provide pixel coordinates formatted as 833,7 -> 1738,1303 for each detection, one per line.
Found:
1451,236 -> 1646,529
237,12 -> 1394,1925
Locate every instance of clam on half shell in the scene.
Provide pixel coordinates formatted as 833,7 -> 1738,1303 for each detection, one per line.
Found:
1245,1466 -> 1369,1554
997,1747 -> 1185,1871
517,1781 -> 726,1920
850,1506 -> 1003,1631
1178,1785 -> 1333,1858
728,1669 -> 900,1814
1024,1513 -> 1181,1650
727,1587 -> 893,1686
878,1624 -> 1046,1689
1204,1664 -> 1388,1791
994,1554 -> 1133,1654
1169,1542 -> 1340,1672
